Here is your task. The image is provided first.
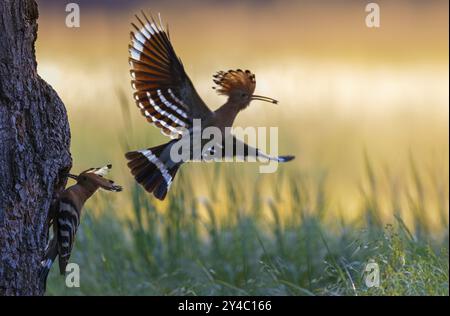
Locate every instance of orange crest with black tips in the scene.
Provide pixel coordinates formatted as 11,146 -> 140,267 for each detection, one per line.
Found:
213,69 -> 256,97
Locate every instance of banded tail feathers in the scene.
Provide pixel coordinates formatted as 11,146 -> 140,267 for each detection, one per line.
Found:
125,142 -> 180,200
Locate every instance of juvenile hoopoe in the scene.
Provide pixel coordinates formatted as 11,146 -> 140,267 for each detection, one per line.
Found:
40,165 -> 122,287
125,12 -> 294,200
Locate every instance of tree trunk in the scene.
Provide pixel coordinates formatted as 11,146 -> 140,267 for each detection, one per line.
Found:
0,0 -> 71,295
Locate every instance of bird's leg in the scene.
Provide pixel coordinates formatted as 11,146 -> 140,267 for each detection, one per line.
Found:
43,234 -> 57,260
45,201 -> 57,232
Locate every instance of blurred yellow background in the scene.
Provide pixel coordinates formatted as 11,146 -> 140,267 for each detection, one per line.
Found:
34,0 -> 448,228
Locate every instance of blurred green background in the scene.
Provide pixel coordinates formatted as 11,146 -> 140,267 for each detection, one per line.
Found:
37,0 -> 449,295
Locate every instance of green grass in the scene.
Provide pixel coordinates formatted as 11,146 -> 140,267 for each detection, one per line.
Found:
45,160 -> 449,296
37,2 -> 448,295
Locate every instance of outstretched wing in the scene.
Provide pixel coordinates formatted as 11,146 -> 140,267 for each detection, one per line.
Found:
129,12 -> 212,138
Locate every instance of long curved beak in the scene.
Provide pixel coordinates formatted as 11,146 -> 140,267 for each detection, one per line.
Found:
67,174 -> 78,181
251,94 -> 278,104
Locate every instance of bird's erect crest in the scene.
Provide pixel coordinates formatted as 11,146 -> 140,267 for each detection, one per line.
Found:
84,164 -> 112,177
129,11 -> 212,139
213,69 -> 256,97
80,164 -> 122,192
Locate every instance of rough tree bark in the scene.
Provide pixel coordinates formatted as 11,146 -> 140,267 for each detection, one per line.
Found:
0,0 -> 71,295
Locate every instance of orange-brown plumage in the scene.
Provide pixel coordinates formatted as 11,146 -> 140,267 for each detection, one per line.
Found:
125,11 -> 293,201
213,69 -> 256,97
39,165 -> 122,289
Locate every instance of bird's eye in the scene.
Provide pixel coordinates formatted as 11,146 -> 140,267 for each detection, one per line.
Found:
241,93 -> 247,97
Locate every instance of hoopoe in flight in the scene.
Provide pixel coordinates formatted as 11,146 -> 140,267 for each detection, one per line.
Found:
40,165 -> 122,287
125,12 -> 294,200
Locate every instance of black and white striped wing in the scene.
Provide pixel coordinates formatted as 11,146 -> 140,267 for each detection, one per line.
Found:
205,136 -> 295,162
129,12 -> 212,138
56,198 -> 80,273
